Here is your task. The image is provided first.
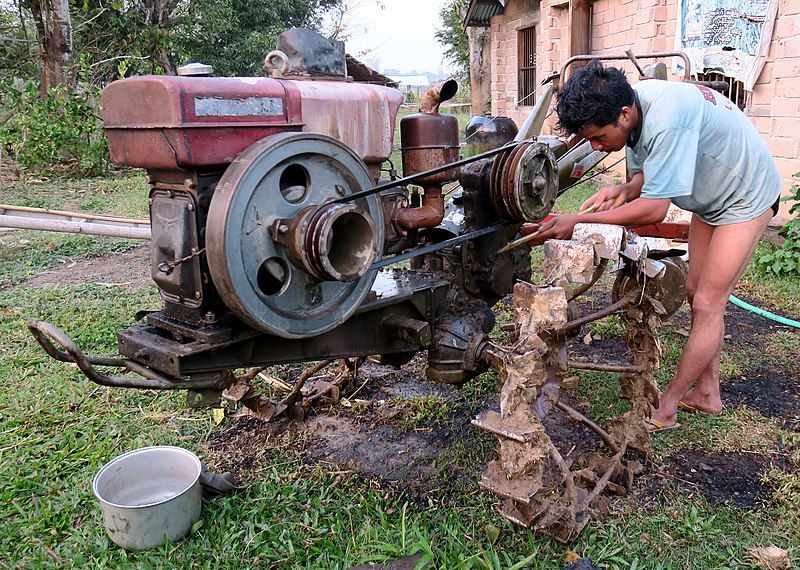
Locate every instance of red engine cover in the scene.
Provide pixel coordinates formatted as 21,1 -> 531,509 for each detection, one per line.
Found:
102,76 -> 304,170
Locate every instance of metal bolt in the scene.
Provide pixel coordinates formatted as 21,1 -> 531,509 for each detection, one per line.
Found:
204,311 -> 216,323
195,291 -> 202,299
278,224 -> 289,234
187,203 -> 195,211
148,198 -> 153,205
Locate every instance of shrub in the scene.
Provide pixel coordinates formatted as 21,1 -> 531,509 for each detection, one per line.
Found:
0,78 -> 108,177
757,179 -> 800,277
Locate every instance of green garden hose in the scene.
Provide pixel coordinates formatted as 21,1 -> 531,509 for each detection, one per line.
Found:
728,294 -> 800,329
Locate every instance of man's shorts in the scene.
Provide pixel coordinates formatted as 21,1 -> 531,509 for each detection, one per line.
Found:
771,196 -> 781,216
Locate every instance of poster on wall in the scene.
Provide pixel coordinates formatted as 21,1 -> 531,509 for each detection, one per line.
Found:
674,0 -> 779,91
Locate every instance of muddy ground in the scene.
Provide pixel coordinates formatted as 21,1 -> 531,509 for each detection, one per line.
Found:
16,247 -> 800,515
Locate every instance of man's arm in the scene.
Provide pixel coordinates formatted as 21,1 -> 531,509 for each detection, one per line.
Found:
580,172 -> 644,213
527,196 -> 672,244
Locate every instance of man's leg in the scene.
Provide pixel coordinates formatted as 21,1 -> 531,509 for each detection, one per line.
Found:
681,215 -> 724,414
650,209 -> 773,428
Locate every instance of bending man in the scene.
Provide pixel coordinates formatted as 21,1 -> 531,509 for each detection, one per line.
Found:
528,60 -> 781,431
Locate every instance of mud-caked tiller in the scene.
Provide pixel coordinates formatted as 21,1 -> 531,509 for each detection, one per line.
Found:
27,30 -> 701,540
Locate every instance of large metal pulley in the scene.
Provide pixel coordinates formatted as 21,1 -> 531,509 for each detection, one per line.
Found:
490,140 -> 558,222
207,132 -> 384,338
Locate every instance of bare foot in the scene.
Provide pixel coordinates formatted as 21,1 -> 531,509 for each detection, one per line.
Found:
680,389 -> 724,415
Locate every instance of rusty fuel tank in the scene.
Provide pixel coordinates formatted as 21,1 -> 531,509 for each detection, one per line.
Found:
102,76 -> 304,171
102,76 -> 403,172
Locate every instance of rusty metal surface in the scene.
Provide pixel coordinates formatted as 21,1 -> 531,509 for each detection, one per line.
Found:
400,113 -> 460,183
472,223 -> 686,541
283,203 -> 377,281
419,79 -> 458,114
103,76 -> 303,170
116,270 -> 450,378
292,80 -> 403,165
395,103 -> 460,230
489,141 -> 558,223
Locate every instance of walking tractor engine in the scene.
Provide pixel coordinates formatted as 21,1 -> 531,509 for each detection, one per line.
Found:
26,34 -> 692,541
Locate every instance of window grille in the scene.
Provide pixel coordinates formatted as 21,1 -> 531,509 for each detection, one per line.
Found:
518,26 -> 537,106
696,71 -> 747,110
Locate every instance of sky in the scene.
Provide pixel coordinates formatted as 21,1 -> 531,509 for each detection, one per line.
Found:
333,0 -> 454,75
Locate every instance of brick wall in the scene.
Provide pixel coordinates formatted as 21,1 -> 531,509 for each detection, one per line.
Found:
488,0 -> 800,216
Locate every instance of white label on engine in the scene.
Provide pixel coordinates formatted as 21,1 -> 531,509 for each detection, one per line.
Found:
194,96 -> 284,117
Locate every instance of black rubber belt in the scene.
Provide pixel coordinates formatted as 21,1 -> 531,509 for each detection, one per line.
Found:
370,222 -> 512,270
332,141 -> 526,205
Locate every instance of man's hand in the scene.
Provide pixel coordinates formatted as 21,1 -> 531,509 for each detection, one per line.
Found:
523,214 -> 579,246
580,185 -> 627,213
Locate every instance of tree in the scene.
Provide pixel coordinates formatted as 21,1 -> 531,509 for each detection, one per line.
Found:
24,0 -> 72,94
0,0 -> 348,89
174,0 -> 343,77
435,0 -> 490,115
435,0 -> 468,78
0,8 -> 39,80
320,0 -> 384,43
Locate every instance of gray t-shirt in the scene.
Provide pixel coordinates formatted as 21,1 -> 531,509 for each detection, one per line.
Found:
626,80 -> 781,225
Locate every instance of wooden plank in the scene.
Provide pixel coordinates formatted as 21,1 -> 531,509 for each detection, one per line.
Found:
569,0 -> 591,60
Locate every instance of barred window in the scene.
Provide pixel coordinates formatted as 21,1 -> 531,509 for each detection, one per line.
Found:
518,26 -> 537,106
696,71 -> 747,110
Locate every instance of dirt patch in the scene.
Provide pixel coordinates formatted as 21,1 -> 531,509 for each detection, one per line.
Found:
356,358 -> 459,401
724,368 -> 800,432
203,411 -> 494,499
662,450 -> 776,509
304,416 -> 456,484
21,245 -> 151,290
567,335 -> 630,363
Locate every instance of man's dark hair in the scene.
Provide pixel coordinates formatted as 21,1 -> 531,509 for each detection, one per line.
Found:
555,60 -> 635,134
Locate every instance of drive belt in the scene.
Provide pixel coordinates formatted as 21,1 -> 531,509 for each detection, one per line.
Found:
328,140 -> 526,271
331,140 -> 527,205
369,222 -> 513,270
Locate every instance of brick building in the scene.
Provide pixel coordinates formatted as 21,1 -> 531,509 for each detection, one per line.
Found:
464,0 -> 800,216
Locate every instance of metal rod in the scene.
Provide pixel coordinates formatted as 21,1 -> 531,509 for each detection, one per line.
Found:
567,259 -> 608,300
566,360 -> 647,373
514,82 -> 556,141
559,51 -> 692,84
563,292 -> 636,332
0,204 -> 148,225
555,401 -> 619,453
0,205 -> 151,239
0,215 -> 152,239
585,439 -> 629,505
26,318 -> 220,390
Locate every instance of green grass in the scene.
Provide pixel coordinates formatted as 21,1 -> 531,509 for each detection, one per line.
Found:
737,242 -> 800,317
2,170 -> 799,567
0,172 -> 149,287
0,171 -> 150,218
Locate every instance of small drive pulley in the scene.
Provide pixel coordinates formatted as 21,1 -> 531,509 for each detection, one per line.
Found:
207,132 -> 384,338
612,256 -> 688,318
490,140 -> 558,223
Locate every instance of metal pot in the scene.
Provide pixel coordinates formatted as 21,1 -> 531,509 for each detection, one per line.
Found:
92,446 -> 202,550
